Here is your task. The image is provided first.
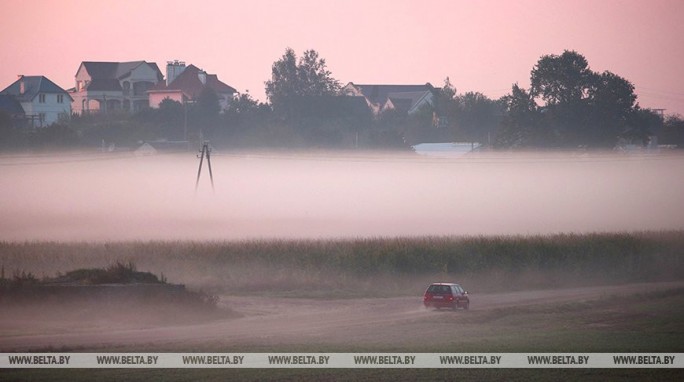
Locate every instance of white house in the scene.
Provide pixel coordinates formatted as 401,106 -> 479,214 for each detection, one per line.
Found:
148,61 -> 236,110
0,75 -> 72,127
69,61 -> 163,114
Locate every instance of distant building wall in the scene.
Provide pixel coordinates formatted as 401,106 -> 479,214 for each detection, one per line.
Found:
20,93 -> 71,126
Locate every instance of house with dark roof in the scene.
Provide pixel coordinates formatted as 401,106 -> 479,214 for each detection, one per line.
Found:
69,61 -> 163,114
0,76 -> 72,127
148,61 -> 236,111
343,82 -> 437,117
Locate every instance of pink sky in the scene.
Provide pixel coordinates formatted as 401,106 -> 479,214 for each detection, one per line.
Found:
1,0 -> 683,115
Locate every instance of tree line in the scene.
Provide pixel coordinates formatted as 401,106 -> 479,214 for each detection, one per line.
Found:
1,48 -> 682,151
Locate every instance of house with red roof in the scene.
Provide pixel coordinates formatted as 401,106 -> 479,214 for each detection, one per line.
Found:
69,61 -> 164,114
148,61 -> 237,111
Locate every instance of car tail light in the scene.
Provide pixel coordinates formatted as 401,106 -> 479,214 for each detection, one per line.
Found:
447,295 -> 454,301
424,293 -> 431,301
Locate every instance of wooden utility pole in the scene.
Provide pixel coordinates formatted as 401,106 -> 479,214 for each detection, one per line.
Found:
195,141 -> 214,192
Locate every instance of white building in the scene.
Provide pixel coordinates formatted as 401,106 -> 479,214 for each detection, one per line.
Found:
69,61 -> 163,114
0,75 -> 72,127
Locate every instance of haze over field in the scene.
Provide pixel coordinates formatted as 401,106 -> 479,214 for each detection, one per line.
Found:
1,151 -> 683,241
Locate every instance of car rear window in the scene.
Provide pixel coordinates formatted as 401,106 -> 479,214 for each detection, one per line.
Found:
427,285 -> 451,294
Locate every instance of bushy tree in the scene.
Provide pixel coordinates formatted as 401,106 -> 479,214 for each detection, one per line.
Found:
214,91 -> 274,147
433,77 -> 458,120
586,71 -> 639,145
427,77 -> 503,145
453,91 -> 503,144
196,87 -> 221,117
498,50 -> 650,148
496,84 -> 546,147
530,50 -> 594,105
0,111 -> 25,149
265,48 -> 341,116
658,114 -> 684,147
155,98 -> 184,139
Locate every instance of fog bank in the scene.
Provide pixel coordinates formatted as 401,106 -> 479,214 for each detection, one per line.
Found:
1,151 -> 683,241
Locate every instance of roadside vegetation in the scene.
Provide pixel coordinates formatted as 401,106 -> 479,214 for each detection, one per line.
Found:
1,231 -> 682,297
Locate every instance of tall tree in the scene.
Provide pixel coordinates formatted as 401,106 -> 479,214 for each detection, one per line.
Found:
530,50 -> 594,105
453,91 -> 502,144
586,70 -> 638,145
496,84 -> 545,147
433,77 -> 458,126
265,48 -> 340,115
500,50 -> 647,148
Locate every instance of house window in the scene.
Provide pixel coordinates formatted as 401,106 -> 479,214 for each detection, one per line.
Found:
57,94 -> 64,103
133,81 -> 153,96
39,94 -> 46,103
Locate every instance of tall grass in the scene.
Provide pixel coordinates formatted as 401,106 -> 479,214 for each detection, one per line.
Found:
0,231 -> 682,296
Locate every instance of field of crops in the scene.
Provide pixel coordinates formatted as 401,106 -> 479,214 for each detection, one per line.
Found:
2,231 -> 682,296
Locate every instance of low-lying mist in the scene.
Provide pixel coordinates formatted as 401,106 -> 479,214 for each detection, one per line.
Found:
1,150 -> 683,241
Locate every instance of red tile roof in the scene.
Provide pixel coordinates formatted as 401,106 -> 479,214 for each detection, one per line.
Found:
149,65 -> 236,98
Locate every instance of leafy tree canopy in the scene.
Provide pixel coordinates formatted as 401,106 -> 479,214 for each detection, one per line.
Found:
265,48 -> 341,115
530,50 -> 594,105
196,87 -> 221,117
499,50 -> 650,148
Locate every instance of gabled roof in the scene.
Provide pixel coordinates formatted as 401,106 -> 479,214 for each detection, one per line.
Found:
149,64 -> 236,98
1,76 -> 72,102
80,62 -> 119,79
115,61 -> 146,79
385,97 -> 414,114
205,74 -> 236,94
80,61 -> 163,81
76,61 -> 164,91
346,83 -> 435,106
0,94 -> 25,115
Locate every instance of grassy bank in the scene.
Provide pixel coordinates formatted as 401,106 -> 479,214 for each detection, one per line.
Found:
1,231 -> 682,296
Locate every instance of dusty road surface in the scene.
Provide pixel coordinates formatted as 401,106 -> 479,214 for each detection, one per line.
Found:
1,281 -> 682,351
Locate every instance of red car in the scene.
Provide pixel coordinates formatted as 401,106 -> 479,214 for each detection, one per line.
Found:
423,282 -> 469,310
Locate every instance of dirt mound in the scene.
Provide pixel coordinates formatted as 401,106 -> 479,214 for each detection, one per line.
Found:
0,263 -> 229,331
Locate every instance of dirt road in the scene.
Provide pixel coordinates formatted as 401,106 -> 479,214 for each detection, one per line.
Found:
1,281 -> 682,351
